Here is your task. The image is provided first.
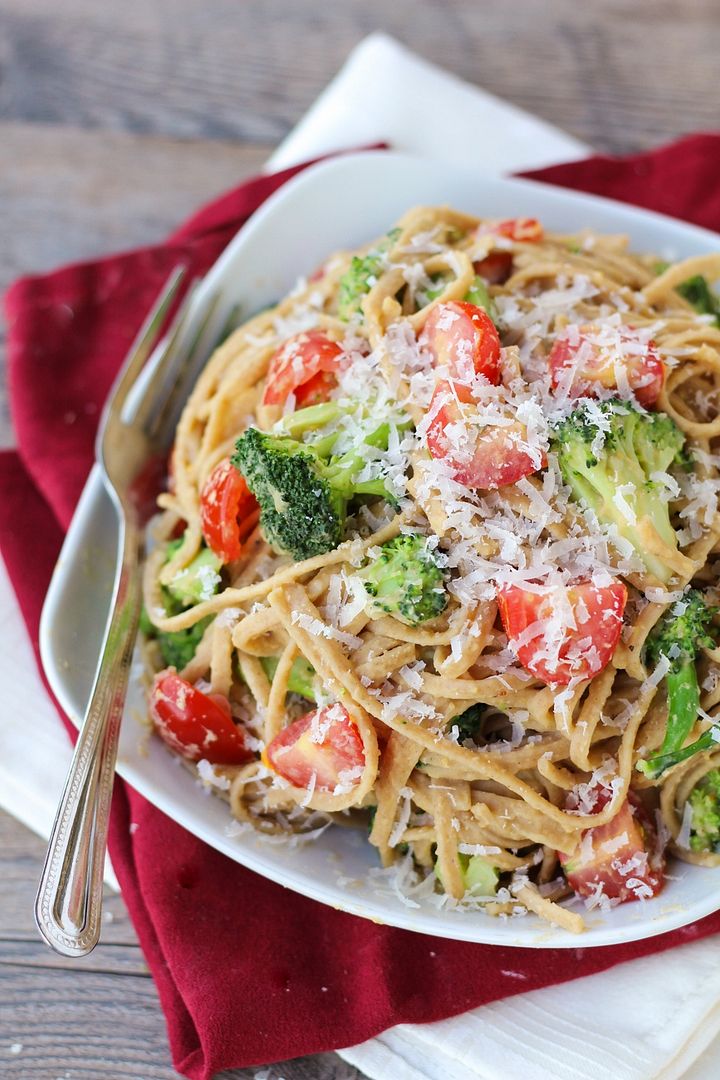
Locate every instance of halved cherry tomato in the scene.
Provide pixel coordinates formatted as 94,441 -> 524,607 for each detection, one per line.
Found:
548,325 -> 665,408
473,251 -> 513,285
200,458 -> 259,564
150,672 -> 253,764
293,368 -> 338,407
263,703 -> 365,793
497,580 -> 627,685
492,218 -> 544,242
559,787 -> 665,903
261,330 -> 344,407
420,301 -> 501,388
426,381 -> 545,489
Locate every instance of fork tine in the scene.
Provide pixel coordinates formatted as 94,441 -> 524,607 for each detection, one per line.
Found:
142,291 -> 222,445
101,265 -> 187,430
121,278 -> 200,428
217,302 -> 242,345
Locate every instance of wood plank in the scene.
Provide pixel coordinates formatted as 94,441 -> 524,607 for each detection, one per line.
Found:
0,965 -> 194,1079
0,122 -> 268,293
1,0 -> 718,153
0,121 -> 268,447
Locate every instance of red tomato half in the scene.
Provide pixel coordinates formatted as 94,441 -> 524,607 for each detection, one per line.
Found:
426,382 -> 545,489
548,325 -> 665,408
293,369 -> 338,407
150,672 -> 253,765
200,458 -> 259,564
473,251 -> 513,285
559,789 -> 665,903
497,579 -> 627,685
261,330 -> 344,407
492,217 -> 544,242
263,703 -> 365,794
420,301 -> 502,387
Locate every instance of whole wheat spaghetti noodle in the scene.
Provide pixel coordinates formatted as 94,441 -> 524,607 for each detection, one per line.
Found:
141,206 -> 720,932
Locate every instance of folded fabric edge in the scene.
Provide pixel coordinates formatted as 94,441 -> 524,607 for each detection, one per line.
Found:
518,132 -> 720,232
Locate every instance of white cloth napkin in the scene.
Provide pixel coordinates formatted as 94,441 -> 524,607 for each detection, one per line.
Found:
267,32 -> 588,173
2,29 -> 718,1080
340,935 -> 720,1080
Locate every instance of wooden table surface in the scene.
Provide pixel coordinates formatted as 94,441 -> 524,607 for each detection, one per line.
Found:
1,1 -> 719,1076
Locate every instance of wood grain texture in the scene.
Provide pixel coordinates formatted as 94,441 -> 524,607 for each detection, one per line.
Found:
0,123 -> 267,293
0,810 -> 360,1080
1,0 -> 719,1075
0,123 -> 266,446
2,0 -> 719,152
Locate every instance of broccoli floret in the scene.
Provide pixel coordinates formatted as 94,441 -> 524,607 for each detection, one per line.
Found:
688,770 -> 720,851
638,590 -> 717,779
260,654 -> 317,701
141,538 -> 219,669
233,427 -> 344,558
157,617 -> 213,670
359,533 -> 447,626
232,403 -> 401,561
434,852 -> 499,896
551,398 -> 688,583
676,275 -> 720,327
140,593 -> 211,671
654,265 -> 720,327
337,228 -> 401,321
449,703 -> 486,742
164,539 -> 222,606
139,605 -> 156,637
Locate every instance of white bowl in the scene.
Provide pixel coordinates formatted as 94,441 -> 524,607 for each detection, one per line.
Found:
40,150 -> 720,947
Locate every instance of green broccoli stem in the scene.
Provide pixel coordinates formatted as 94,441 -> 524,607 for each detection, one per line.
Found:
325,452 -> 390,499
660,661 -> 701,756
329,419 -> 407,461
284,410 -> 405,465
641,660 -> 702,778
280,402 -> 341,438
641,589 -> 717,778
323,420 -> 404,498
638,724 -> 719,780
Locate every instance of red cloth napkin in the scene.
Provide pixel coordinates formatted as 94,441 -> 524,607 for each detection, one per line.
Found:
4,134 -> 720,1080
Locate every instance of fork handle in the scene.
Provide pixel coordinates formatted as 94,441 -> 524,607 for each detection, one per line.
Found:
35,515 -> 141,957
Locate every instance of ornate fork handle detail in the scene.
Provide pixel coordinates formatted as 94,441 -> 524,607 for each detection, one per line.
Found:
35,514 -> 141,957
34,266 -> 221,957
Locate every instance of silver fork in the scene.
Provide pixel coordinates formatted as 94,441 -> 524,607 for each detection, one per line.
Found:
35,266 -> 224,957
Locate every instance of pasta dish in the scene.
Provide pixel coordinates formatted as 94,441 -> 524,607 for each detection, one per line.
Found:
141,205 -> 720,932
